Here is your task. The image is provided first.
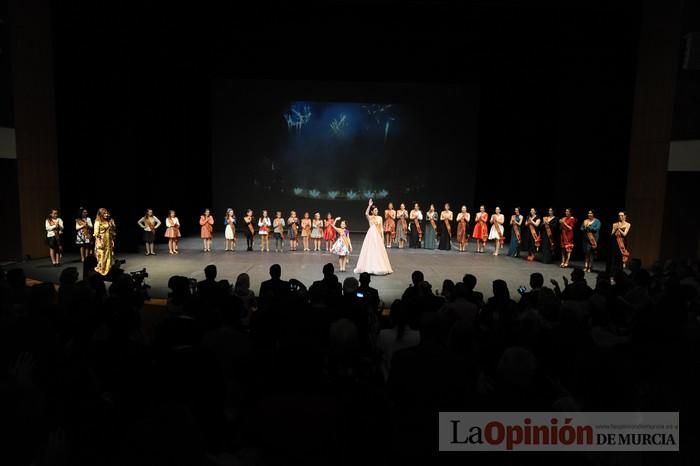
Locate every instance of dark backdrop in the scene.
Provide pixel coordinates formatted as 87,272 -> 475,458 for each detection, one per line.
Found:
47,1 -> 640,255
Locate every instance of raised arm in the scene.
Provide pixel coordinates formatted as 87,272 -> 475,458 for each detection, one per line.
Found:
365,199 -> 373,221
331,217 -> 344,234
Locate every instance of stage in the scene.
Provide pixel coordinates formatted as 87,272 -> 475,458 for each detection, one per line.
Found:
10,237 -> 602,303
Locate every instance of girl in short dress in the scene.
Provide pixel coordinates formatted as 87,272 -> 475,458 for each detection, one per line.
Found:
395,203 -> 408,249
273,211 -> 286,252
258,209 -> 271,252
287,210 -> 299,251
330,217 -> 353,272
301,212 -> 312,251
75,207 -> 93,262
199,208 -> 214,252
165,210 -> 181,254
323,213 -> 337,252
311,212 -> 323,251
224,208 -> 237,252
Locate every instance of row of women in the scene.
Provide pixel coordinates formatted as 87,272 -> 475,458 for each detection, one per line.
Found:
383,203 -> 632,272
46,203 -> 632,277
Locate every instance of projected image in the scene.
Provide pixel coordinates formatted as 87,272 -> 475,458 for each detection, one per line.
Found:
276,101 -> 400,200
212,80 -> 477,226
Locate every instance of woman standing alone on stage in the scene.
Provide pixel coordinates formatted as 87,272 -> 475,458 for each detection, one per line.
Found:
199,208 -> 214,252
384,202 -> 396,248
46,208 -> 64,266
224,208 -> 237,252
94,208 -> 116,275
164,210 -> 181,254
138,208 -> 161,256
75,207 -> 93,262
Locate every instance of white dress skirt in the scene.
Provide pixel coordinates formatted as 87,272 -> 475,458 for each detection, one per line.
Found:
488,215 -> 505,240
354,216 -> 393,275
225,223 -> 236,240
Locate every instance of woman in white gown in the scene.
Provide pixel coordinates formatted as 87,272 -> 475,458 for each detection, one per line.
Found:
354,199 -> 393,275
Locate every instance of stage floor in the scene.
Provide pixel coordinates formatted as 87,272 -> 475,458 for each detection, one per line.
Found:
10,237 -> 602,302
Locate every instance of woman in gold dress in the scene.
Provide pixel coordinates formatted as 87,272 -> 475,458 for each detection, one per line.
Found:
94,208 -> 116,276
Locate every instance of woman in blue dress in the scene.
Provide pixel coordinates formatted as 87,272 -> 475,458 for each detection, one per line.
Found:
508,207 -> 522,257
423,204 -> 438,250
580,209 -> 601,273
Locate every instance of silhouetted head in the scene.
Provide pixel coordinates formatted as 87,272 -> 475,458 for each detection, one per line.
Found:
359,272 -> 371,286
492,279 -> 510,299
411,270 -> 424,286
571,268 -> 585,282
323,263 -> 334,277
269,263 -> 281,279
343,276 -> 359,295
204,264 -> 217,281
462,273 -> 477,291
530,272 -> 544,289
235,272 -> 250,290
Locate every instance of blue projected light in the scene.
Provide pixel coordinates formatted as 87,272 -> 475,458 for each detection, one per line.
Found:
283,104 -> 312,130
280,101 -> 399,200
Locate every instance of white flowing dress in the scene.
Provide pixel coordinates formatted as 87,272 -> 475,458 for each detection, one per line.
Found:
354,215 -> 393,275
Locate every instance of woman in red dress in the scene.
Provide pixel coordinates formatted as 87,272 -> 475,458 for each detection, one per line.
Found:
558,208 -> 577,268
323,213 -> 337,252
472,205 -> 489,253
